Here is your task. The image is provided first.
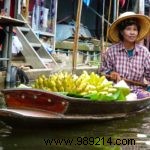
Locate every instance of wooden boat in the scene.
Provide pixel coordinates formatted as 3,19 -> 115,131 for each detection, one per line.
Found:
0,88 -> 150,123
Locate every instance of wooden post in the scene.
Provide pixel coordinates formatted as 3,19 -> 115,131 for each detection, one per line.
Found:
21,0 -> 29,20
113,0 -> 117,21
101,0 -> 105,52
72,0 -> 83,73
139,0 -> 145,14
106,0 -> 112,48
146,2 -> 150,49
116,0 -> 119,18
139,0 -> 145,45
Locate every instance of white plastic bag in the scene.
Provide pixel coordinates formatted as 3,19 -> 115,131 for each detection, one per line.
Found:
12,36 -> 23,54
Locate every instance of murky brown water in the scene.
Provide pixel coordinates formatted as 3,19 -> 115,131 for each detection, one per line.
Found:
0,108 -> 150,150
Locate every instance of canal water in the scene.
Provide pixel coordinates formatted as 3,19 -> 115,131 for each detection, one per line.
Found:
0,108 -> 150,150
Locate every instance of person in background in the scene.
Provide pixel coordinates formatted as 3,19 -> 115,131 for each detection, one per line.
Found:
100,12 -> 150,99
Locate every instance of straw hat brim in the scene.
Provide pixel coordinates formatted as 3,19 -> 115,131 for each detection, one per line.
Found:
108,14 -> 150,43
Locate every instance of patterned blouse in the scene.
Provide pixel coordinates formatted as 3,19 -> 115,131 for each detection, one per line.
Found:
100,42 -> 150,89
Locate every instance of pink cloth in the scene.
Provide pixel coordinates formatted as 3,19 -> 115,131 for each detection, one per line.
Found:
119,0 -> 126,7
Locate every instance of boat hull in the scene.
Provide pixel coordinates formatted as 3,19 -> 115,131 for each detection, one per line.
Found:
0,88 -> 150,122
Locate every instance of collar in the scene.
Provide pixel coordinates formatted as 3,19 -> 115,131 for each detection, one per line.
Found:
118,42 -> 139,55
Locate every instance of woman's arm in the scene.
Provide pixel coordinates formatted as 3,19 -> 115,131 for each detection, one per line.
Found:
144,51 -> 150,82
143,49 -> 150,91
99,50 -> 113,74
99,48 -> 121,81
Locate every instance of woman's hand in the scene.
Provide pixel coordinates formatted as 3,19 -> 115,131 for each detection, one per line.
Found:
110,71 -> 121,82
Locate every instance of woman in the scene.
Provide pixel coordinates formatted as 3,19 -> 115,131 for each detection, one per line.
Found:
100,12 -> 150,98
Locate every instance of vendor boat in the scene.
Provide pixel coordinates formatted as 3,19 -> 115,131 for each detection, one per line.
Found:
0,88 -> 150,124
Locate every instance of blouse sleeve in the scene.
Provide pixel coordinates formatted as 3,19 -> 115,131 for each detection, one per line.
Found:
144,50 -> 150,82
99,48 -> 114,74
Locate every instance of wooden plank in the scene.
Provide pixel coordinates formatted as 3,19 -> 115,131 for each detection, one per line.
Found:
16,14 -> 58,66
72,0 -> 83,72
15,27 -> 47,69
0,16 -> 25,26
19,27 -> 30,32
56,41 -> 97,51
30,43 -> 41,48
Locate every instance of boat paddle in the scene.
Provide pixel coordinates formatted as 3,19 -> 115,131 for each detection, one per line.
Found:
104,74 -> 148,87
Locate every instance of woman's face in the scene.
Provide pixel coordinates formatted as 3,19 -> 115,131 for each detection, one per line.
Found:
122,24 -> 139,43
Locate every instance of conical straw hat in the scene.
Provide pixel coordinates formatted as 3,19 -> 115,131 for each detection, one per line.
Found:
108,12 -> 150,43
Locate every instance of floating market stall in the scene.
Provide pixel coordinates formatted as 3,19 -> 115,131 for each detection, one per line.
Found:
0,87 -> 150,123
0,0 -> 150,124
0,71 -> 150,124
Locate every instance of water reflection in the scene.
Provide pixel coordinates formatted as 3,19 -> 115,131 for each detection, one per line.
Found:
0,110 -> 150,149
0,121 -> 12,137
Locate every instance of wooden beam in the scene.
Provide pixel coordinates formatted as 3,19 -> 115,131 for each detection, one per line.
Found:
72,0 -> 83,73
21,0 -> 29,20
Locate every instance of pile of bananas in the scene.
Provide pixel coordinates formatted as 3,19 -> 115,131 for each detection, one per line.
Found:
32,71 -> 117,97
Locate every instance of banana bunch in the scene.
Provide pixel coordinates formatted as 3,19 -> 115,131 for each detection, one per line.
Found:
89,72 -> 116,94
77,71 -> 117,96
33,72 -> 74,92
32,71 -> 117,97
